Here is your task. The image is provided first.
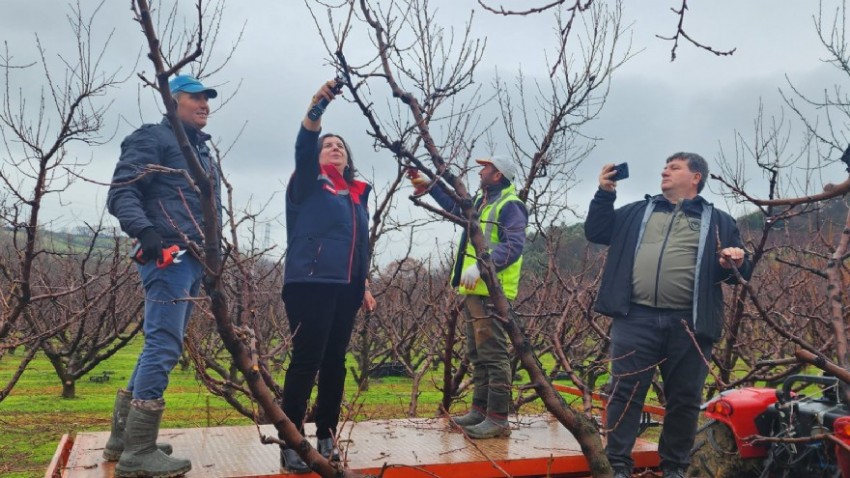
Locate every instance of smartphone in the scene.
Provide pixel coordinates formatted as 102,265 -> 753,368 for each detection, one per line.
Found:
611,162 -> 629,181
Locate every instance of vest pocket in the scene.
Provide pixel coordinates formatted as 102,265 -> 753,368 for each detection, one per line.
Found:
286,235 -> 350,282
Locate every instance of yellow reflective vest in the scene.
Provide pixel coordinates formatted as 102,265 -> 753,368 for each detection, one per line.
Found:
452,185 -> 523,300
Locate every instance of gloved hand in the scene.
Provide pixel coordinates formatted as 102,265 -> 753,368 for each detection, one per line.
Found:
137,227 -> 163,263
460,264 -> 480,289
406,168 -> 430,195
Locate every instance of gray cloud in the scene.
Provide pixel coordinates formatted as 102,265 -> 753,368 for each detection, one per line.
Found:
1,1 -> 843,262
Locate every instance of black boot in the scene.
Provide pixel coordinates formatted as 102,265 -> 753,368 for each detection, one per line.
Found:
612,467 -> 632,478
317,437 -> 341,462
280,448 -> 310,474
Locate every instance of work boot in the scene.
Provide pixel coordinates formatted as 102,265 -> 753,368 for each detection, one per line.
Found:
114,399 -> 191,478
280,448 -> 310,474
662,468 -> 686,478
451,407 -> 485,427
317,437 -> 341,462
103,389 -> 173,461
612,468 -> 631,478
464,416 -> 512,439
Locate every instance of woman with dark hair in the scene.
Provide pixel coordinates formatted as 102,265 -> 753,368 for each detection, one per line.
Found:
278,80 -> 376,473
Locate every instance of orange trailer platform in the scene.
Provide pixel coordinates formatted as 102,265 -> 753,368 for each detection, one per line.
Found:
46,414 -> 659,478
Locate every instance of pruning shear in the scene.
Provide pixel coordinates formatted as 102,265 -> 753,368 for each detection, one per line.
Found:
130,243 -> 186,269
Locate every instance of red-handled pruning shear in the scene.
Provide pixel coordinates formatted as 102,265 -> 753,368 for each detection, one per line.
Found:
130,243 -> 186,269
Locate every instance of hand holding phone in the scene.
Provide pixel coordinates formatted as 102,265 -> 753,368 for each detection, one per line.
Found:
611,162 -> 629,181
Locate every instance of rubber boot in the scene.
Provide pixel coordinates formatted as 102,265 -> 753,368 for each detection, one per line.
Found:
103,389 -> 173,461
317,437 -> 341,462
464,415 -> 512,439
280,448 -> 310,474
451,406 -> 486,427
464,380 -> 511,438
114,399 -> 191,478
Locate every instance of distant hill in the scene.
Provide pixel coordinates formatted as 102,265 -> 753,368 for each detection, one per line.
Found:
736,196 -> 850,238
523,222 -> 604,277
1,225 -> 123,255
522,195 -> 850,277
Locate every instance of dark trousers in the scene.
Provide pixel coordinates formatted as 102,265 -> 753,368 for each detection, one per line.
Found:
280,281 -> 363,441
605,305 -> 712,472
463,295 -> 512,418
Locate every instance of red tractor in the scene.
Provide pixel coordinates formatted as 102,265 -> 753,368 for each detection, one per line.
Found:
689,354 -> 850,478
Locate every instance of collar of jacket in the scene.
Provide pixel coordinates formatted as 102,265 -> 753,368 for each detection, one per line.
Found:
160,117 -> 211,145
320,164 -> 368,204
646,193 -> 709,216
478,182 -> 512,206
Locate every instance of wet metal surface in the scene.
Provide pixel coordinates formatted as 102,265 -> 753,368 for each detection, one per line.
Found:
54,415 -> 658,477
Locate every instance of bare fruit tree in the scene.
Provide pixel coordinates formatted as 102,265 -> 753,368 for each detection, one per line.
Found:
0,1 -> 131,402
305,0 -> 631,475
695,2 -> 850,409
128,1 -> 369,476
477,0 -> 736,62
37,227 -> 147,399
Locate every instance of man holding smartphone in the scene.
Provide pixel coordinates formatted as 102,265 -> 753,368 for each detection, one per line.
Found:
584,153 -> 751,478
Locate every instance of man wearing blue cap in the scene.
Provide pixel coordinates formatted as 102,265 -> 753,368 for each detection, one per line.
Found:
105,75 -> 220,478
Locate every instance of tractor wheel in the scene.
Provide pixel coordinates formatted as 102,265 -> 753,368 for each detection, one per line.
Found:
688,420 -> 762,478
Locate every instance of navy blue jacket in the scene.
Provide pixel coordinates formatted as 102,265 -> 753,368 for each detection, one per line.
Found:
107,118 -> 221,247
284,127 -> 371,284
585,189 -> 752,341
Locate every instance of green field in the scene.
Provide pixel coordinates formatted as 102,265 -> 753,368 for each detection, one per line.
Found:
0,339 -> 562,478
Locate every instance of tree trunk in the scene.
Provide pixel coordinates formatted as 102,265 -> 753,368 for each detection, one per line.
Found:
440,305 -> 461,414
62,379 -> 76,399
133,2 -> 367,475
468,219 -> 613,478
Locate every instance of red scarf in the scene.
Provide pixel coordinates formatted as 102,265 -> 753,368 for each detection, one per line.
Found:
321,164 -> 367,204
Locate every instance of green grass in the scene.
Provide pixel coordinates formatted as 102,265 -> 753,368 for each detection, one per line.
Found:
3,335 -> 660,477
1,339 -> 571,477
0,339 -> 259,477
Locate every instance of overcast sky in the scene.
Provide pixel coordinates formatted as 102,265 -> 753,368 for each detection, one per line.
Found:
1,1 -> 845,263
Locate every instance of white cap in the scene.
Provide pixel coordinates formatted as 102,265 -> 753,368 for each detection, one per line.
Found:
476,156 -> 516,182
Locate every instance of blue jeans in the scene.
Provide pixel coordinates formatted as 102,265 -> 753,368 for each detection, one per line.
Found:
605,304 -> 713,472
127,255 -> 203,400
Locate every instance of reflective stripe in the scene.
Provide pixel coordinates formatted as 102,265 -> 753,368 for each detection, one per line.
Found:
454,185 -> 523,300
692,204 -> 712,330
317,174 -> 350,195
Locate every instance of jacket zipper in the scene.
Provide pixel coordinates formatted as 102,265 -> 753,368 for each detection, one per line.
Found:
653,202 -> 681,307
308,242 -> 322,277
346,192 -> 356,283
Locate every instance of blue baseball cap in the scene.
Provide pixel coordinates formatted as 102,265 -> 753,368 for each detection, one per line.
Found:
168,75 -> 218,98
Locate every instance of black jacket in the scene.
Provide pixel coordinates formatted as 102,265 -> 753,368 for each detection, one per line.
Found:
585,188 -> 752,341
107,118 -> 221,247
